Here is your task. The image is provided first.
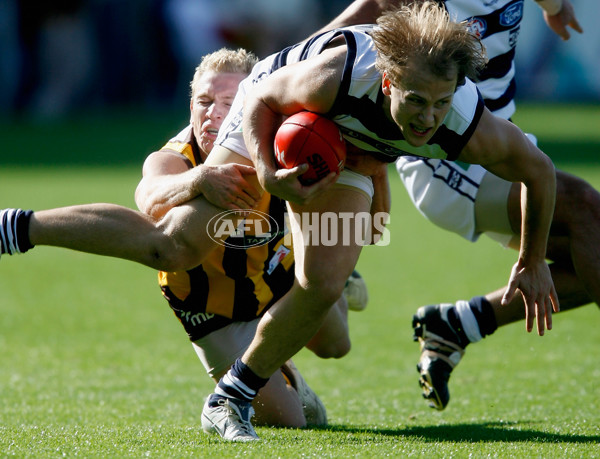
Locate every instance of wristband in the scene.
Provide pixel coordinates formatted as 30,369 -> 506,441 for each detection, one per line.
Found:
535,0 -> 563,16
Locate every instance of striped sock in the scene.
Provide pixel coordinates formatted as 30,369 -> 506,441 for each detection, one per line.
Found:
0,209 -> 34,255
213,358 -> 269,403
467,296 -> 497,338
454,300 -> 483,343
453,296 -> 497,343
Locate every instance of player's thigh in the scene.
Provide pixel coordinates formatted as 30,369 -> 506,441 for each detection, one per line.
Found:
475,171 -> 519,248
287,183 -> 371,297
306,295 -> 351,359
158,147 -> 260,266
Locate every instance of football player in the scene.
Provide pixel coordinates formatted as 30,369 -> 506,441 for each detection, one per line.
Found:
199,2 -> 557,441
326,0 -> 593,412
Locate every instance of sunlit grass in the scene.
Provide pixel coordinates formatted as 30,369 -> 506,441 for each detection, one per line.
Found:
1,107 -> 599,457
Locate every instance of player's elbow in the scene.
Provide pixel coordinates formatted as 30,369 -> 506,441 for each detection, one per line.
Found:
530,150 -> 556,191
143,237 -> 197,272
150,212 -> 213,272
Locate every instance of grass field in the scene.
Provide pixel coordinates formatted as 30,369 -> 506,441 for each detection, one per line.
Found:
1,105 -> 599,457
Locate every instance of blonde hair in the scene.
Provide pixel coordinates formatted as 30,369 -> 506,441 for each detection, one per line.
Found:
190,48 -> 258,96
371,1 -> 487,87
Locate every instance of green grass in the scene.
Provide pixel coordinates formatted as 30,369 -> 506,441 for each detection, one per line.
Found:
1,105 -> 600,457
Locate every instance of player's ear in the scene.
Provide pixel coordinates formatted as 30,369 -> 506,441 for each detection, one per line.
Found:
381,72 -> 392,96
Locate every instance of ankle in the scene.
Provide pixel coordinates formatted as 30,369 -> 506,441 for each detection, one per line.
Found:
1,209 -> 34,255
215,359 -> 269,403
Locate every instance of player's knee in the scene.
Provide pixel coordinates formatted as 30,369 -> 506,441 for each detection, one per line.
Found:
305,277 -> 347,309
312,337 -> 351,359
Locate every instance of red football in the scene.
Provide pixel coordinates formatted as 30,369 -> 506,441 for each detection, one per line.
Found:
274,111 -> 346,185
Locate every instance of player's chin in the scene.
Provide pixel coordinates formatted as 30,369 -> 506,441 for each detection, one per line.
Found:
201,138 -> 215,155
405,126 -> 433,146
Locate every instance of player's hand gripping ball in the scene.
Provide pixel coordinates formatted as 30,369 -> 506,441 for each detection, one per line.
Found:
274,111 -> 346,185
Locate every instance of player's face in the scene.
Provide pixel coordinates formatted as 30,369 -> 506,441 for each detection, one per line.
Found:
383,65 -> 457,147
190,71 -> 245,159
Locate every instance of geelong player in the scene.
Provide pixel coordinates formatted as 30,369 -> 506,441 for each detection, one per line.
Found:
327,0 -> 593,411
199,2 -> 557,441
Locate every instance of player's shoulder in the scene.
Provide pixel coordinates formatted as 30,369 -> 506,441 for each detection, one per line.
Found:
166,125 -> 193,145
159,125 -> 198,166
448,79 -> 482,125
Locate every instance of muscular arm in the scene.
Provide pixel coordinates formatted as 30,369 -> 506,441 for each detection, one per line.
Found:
135,150 -> 196,219
313,0 -> 409,35
458,109 -> 559,330
135,150 -> 260,220
242,46 -> 347,204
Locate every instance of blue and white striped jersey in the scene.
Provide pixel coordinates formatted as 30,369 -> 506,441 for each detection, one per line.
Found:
218,26 -> 485,163
440,0 -> 525,119
325,27 -> 484,162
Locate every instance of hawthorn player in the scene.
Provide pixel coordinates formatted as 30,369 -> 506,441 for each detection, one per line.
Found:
0,49 -> 371,430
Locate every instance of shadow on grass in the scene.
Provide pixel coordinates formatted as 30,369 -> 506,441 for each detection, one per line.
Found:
319,421 -> 600,444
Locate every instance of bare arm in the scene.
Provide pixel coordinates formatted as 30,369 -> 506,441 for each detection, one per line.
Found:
458,109 -> 559,333
135,150 -> 195,219
242,46 -> 347,204
538,0 -> 583,41
322,0 -> 582,42
135,150 -> 260,220
313,0 -> 400,35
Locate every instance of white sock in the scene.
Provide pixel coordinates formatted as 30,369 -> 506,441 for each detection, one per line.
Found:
455,300 -> 482,343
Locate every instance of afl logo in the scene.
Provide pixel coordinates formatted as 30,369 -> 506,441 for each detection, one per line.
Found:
207,209 -> 280,249
467,18 -> 487,38
500,2 -> 523,27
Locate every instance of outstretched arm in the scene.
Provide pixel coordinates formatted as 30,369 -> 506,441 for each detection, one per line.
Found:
458,108 -> 559,335
535,0 -> 583,41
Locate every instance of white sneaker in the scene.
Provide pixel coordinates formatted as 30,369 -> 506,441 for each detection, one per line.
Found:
201,394 -> 259,442
343,270 -> 369,311
281,360 -> 327,426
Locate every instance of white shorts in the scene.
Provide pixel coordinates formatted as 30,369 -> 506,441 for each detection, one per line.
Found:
396,133 -> 537,246
396,157 -> 514,246
192,318 -> 259,378
336,168 -> 374,202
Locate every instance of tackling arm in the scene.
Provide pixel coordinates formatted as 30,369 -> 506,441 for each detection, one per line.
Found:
135,150 -> 196,219
135,150 -> 260,219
